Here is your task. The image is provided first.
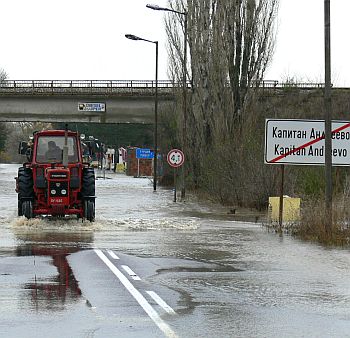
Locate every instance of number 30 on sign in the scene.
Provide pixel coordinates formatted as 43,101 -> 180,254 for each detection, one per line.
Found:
167,149 -> 185,168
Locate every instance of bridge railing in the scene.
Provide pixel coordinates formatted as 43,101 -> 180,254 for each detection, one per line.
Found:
0,80 -> 182,96
0,80 -> 177,88
0,79 -> 327,94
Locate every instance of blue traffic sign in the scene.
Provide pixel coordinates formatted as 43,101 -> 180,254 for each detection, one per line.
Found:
136,148 -> 154,159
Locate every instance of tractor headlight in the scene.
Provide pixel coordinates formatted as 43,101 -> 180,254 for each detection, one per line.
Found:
61,189 -> 67,195
51,189 -> 56,195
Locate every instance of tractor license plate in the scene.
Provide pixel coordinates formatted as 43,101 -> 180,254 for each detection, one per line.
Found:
50,197 -> 68,204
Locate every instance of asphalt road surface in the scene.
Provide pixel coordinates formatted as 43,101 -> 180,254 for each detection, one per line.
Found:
1,163 -> 350,338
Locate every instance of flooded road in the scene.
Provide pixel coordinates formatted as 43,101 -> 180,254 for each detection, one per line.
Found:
1,163 -> 350,337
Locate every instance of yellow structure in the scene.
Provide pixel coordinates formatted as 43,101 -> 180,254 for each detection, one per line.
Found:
268,196 -> 301,223
116,163 -> 126,173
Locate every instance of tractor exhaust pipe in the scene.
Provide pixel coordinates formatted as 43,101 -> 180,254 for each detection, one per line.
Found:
62,124 -> 69,167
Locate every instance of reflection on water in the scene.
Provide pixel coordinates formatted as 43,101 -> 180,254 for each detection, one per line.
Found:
18,245 -> 82,311
14,230 -> 94,312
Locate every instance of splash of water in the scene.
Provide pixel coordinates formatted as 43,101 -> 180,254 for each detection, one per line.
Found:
99,217 -> 199,231
11,216 -> 101,232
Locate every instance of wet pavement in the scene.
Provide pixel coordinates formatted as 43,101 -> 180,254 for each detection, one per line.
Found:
1,163 -> 350,337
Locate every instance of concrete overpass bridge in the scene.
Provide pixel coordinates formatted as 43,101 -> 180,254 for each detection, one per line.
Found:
0,80 -> 177,123
0,79 -> 328,123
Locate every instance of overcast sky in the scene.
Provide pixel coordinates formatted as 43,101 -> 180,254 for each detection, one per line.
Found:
1,0 -> 349,86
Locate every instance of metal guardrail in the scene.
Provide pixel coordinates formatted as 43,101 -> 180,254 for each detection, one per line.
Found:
0,80 -> 178,96
0,80 -> 176,89
0,79 -> 327,94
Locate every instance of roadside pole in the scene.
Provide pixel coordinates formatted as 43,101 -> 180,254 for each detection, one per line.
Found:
173,168 -> 177,202
265,119 -> 350,232
279,165 -> 285,232
167,149 -> 185,203
103,157 -> 106,180
324,0 -> 332,234
137,159 -> 140,178
136,148 -> 154,179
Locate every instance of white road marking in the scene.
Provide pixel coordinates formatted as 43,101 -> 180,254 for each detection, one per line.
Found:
122,265 -> 141,280
94,249 -> 178,338
107,249 -> 120,260
147,291 -> 176,315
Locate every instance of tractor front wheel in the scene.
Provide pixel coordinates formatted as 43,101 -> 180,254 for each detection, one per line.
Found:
84,200 -> 95,222
17,167 -> 34,217
22,200 -> 33,219
81,168 -> 95,198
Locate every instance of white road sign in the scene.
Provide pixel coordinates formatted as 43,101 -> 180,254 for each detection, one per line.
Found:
78,102 -> 106,112
265,119 -> 350,166
167,149 -> 185,168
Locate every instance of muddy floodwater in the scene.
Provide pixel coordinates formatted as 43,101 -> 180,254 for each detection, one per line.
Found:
1,163 -> 350,337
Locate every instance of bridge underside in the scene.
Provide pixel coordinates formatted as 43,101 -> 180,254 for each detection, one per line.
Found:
0,94 -> 174,124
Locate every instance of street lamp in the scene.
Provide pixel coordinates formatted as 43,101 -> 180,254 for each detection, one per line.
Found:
125,33 -> 159,192
146,3 -> 188,199
146,4 -> 187,15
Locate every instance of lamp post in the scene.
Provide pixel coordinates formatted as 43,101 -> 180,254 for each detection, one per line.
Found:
125,34 -> 159,192
146,3 -> 188,199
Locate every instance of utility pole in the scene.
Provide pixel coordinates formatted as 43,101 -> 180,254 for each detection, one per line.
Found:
146,4 -> 188,198
154,41 -> 159,192
324,0 -> 332,234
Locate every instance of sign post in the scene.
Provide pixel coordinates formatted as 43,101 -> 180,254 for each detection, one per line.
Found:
167,149 -> 185,202
136,148 -> 154,178
324,0 -> 332,235
265,119 -> 350,166
265,119 -> 350,229
173,168 -> 177,202
136,148 -> 154,159
279,165 -> 284,231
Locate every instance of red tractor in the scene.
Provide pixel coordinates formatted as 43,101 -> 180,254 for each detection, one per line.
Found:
15,129 -> 95,221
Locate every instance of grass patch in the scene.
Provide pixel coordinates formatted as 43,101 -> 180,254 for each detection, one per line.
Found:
291,198 -> 350,246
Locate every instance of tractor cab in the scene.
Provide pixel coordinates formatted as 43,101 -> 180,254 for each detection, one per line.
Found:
34,134 -> 78,164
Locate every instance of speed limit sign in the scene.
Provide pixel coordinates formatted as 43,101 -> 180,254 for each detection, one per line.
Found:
167,149 -> 185,168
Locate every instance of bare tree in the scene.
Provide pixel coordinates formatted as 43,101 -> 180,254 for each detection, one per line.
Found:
225,0 -> 278,126
166,0 -> 278,135
165,0 -> 279,199
0,68 -> 8,84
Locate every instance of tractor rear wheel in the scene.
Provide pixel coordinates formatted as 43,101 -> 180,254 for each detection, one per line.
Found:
17,167 -> 34,217
22,200 -> 33,219
84,200 -> 95,222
